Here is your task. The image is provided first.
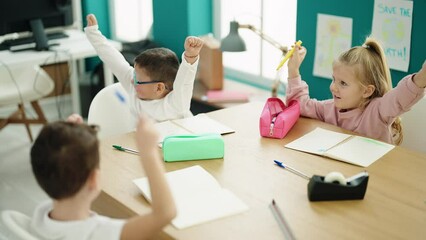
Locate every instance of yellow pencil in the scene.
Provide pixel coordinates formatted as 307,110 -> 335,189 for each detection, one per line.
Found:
276,40 -> 302,71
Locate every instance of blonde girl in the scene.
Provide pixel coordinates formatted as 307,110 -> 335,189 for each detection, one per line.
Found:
286,37 -> 426,144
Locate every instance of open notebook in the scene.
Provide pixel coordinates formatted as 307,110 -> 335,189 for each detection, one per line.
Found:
154,114 -> 235,143
133,165 -> 249,229
284,127 -> 395,167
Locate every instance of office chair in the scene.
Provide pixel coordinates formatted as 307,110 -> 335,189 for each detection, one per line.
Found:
88,82 -> 136,138
0,64 -> 54,142
401,97 -> 426,154
1,210 -> 39,240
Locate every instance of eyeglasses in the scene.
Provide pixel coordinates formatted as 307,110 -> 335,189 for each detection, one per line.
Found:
133,71 -> 164,86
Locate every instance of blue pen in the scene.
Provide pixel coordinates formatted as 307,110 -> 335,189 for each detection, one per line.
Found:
273,160 -> 311,180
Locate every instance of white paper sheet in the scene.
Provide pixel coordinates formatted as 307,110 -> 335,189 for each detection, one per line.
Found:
133,165 -> 249,229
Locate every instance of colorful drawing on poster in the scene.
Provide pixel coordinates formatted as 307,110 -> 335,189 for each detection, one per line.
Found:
372,0 -> 413,72
313,14 -> 352,80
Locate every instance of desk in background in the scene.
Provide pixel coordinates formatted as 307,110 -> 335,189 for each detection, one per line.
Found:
0,29 -> 122,114
191,78 -> 272,114
94,102 -> 426,239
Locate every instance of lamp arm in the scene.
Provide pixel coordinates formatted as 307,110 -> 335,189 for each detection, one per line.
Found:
239,24 -> 288,54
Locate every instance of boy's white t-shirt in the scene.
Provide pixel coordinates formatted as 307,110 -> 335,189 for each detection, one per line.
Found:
85,25 -> 199,122
30,201 -> 125,240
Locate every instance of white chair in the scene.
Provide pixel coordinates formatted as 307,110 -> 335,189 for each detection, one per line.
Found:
401,96 -> 426,153
0,64 -> 54,142
88,82 -> 136,138
1,210 -> 39,240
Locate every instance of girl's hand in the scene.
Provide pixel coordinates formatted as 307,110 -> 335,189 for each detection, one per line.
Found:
287,44 -> 307,79
413,60 -> 426,88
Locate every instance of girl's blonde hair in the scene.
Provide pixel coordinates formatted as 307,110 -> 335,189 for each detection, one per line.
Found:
335,37 -> 403,145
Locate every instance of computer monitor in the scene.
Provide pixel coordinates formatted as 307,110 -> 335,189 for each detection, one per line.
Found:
0,0 -> 73,51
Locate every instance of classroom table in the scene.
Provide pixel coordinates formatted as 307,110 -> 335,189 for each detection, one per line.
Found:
93,101 -> 426,240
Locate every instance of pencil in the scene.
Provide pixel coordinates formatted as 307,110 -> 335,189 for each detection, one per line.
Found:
270,199 -> 296,240
276,40 -> 302,71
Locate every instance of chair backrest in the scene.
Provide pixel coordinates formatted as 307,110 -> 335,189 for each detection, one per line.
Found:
88,82 -> 136,138
0,64 -> 54,106
400,96 -> 426,153
1,210 -> 39,240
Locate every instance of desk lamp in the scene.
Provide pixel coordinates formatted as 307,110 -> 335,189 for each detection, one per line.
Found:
221,21 -> 289,97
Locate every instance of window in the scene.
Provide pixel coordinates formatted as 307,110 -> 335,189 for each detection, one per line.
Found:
109,0 -> 153,42
214,0 -> 297,90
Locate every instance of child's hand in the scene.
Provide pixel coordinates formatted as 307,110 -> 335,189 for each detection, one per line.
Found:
86,14 -> 98,27
413,60 -> 426,88
135,115 -> 160,153
184,36 -> 204,63
288,44 -> 307,79
66,114 -> 84,124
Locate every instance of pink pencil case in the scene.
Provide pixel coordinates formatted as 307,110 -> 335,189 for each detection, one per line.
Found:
259,98 -> 300,139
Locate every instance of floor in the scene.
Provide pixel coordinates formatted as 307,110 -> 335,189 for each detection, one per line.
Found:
0,95 -> 74,238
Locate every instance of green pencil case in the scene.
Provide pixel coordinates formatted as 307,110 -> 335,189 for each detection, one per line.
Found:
162,133 -> 224,162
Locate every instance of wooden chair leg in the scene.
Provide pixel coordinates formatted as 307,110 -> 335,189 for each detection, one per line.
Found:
31,101 -> 48,124
18,104 -> 33,142
1,101 -> 48,142
0,118 -> 7,130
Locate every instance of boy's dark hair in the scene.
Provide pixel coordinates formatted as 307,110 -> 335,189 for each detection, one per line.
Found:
30,122 -> 100,200
134,48 -> 180,90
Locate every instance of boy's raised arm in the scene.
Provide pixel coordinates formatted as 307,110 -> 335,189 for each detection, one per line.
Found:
120,115 -> 176,240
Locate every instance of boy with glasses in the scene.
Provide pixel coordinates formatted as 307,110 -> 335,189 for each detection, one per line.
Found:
85,14 -> 204,122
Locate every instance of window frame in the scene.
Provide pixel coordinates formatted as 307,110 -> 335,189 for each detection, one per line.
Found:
109,0 -> 153,42
213,0 -> 297,92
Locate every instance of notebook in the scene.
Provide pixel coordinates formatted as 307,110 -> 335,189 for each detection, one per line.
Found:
205,90 -> 249,103
154,114 -> 235,143
133,165 -> 249,229
284,127 -> 395,167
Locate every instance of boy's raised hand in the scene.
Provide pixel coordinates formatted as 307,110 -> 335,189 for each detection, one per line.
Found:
184,36 -> 204,64
66,113 -> 84,124
135,115 -> 160,154
86,14 -> 98,27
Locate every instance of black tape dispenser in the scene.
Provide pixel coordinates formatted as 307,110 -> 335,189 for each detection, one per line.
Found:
274,160 -> 369,201
307,171 -> 369,201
